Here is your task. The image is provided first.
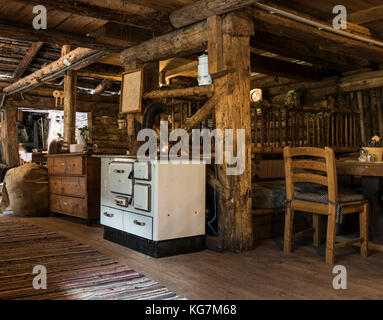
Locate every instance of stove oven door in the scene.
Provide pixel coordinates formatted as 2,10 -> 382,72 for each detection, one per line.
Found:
109,161 -> 133,195
101,160 -> 134,209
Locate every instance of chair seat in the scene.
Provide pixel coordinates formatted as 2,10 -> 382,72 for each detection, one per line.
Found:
252,180 -> 286,209
295,183 -> 364,204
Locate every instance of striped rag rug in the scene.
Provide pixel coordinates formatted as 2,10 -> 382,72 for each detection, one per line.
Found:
0,219 -> 184,300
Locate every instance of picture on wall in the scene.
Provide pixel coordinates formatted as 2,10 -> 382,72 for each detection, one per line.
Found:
120,68 -> 143,114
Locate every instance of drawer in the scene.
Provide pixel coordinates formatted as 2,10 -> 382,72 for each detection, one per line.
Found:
48,158 -> 66,176
123,212 -> 152,240
65,156 -> 85,175
50,194 -> 87,218
49,176 -> 86,198
48,156 -> 84,176
100,206 -> 124,231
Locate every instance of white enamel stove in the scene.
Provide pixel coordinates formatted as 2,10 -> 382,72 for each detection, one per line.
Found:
100,156 -> 206,256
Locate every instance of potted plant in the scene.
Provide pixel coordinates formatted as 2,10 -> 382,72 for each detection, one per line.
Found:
285,90 -> 302,108
117,114 -> 126,129
78,126 -> 93,152
363,135 -> 383,162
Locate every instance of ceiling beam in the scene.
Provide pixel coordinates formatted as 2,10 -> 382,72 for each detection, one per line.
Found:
247,7 -> 383,64
11,0 -> 171,32
251,31 -> 370,72
121,21 -> 207,65
3,48 -> 106,95
91,23 -> 156,48
12,42 -> 44,79
251,53 -> 333,81
348,5 -> 383,25
93,79 -> 114,95
7,93 -> 118,113
0,19 -> 122,52
79,63 -> 123,81
164,60 -> 198,79
169,0 -> 260,28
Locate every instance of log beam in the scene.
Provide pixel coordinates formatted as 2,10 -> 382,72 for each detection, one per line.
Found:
93,79 -> 114,95
164,60 -> 198,79
169,0 -> 260,29
348,5 -> 383,25
3,48 -> 106,95
120,22 -> 207,65
251,53 -> 334,81
12,42 -> 44,79
248,7 -> 383,64
0,19 -> 122,52
7,94 -> 117,113
144,85 -> 214,100
182,92 -> 220,133
251,31 -> 370,72
91,23 -> 157,48
11,0 -> 171,32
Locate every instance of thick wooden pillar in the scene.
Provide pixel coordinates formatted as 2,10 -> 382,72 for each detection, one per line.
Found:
123,61 -> 159,155
2,104 -> 19,166
212,12 -> 254,251
62,45 -> 77,145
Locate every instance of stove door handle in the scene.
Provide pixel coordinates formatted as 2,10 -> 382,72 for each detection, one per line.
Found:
103,212 -> 114,218
133,220 -> 146,227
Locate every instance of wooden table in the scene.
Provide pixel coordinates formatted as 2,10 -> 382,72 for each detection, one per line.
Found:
337,160 -> 383,247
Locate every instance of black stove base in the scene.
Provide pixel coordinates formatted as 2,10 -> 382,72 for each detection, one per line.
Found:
103,227 -> 205,258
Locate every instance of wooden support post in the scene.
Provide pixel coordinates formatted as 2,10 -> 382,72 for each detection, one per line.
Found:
357,91 -> 367,146
2,104 -> 19,166
207,15 -> 223,75
124,61 -> 159,155
62,45 -> 77,145
212,12 -> 254,251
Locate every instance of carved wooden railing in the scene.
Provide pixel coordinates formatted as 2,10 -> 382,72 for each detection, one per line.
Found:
251,105 -> 360,153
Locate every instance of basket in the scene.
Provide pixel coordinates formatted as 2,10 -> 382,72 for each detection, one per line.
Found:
363,147 -> 383,162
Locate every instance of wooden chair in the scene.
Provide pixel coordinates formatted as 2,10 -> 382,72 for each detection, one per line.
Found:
283,147 -> 369,264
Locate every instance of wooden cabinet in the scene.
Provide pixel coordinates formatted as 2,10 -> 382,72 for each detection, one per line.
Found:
47,153 -> 100,223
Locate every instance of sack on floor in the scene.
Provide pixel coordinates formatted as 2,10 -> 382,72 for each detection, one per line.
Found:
0,163 -> 49,217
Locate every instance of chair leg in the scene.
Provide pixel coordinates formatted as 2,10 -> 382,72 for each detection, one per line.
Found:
284,208 -> 294,254
325,214 -> 337,265
313,214 -> 321,247
360,202 -> 369,258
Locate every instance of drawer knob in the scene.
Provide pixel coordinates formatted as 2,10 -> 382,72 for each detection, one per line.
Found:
103,212 -> 114,218
113,169 -> 125,174
133,220 -> 146,227
63,202 -> 68,206
61,162 -> 65,166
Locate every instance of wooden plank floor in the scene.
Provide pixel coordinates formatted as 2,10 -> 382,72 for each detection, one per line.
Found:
1,214 -> 383,300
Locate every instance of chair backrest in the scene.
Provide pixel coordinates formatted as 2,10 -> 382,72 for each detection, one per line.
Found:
283,147 -> 338,203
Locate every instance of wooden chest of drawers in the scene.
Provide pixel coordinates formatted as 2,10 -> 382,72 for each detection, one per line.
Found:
47,153 -> 100,223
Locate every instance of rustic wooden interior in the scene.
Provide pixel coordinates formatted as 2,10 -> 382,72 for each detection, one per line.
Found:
1,0 -> 383,299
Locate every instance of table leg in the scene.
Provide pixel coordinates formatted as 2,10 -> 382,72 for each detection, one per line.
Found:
362,176 -> 383,244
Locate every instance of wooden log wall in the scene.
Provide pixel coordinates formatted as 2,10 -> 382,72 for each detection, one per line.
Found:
92,113 -> 128,154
